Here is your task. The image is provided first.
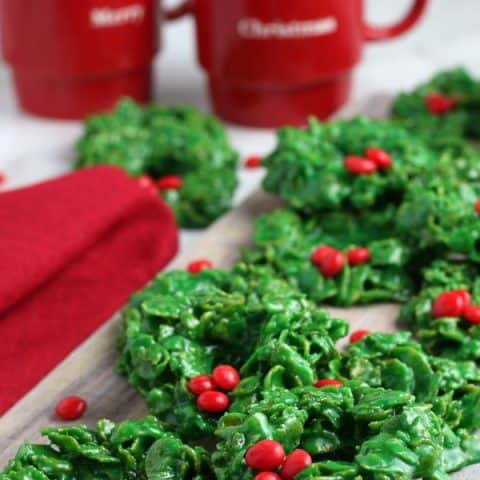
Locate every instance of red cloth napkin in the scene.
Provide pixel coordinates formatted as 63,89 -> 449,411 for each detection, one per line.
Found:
0,166 -> 178,414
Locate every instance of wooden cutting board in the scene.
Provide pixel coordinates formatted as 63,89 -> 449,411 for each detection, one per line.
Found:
0,191 -> 478,478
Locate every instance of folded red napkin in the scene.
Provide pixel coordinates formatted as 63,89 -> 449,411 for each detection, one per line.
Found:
0,166 -> 178,414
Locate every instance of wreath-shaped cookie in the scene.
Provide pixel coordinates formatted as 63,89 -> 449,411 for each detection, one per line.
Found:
243,208 -> 413,305
391,67 -> 480,141
75,99 -> 239,228
262,116 -> 436,213
116,265 -> 348,440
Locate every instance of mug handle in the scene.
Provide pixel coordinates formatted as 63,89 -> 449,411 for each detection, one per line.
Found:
164,0 -> 193,20
364,0 -> 428,41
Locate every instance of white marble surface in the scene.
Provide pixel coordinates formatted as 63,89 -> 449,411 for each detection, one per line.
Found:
0,0 -> 479,254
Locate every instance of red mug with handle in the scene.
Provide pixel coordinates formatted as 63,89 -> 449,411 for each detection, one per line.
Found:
169,0 -> 428,127
0,0 -> 164,119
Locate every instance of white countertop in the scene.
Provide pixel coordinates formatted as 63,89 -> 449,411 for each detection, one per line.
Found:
1,0 -> 479,254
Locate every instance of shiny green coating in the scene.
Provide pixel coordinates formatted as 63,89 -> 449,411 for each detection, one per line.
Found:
75,99 -> 238,228
218,331 -> 480,479
0,417 -> 212,480
396,176 -> 480,261
243,208 -> 413,305
392,67 -> 480,141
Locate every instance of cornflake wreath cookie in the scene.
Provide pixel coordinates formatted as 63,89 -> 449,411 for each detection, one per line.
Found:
243,208 -> 413,305
391,67 -> 480,142
262,116 -> 435,213
116,264 -> 348,440
75,99 -> 238,228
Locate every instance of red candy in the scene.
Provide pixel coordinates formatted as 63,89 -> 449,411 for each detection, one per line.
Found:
464,305 -> 480,325
157,175 -> 183,191
212,365 -> 240,391
137,174 -> 158,196
255,472 -> 282,480
0,172 -> 6,186
311,245 -> 336,266
318,249 -> 344,277
245,440 -> 285,471
366,147 -> 392,169
454,289 -> 471,308
432,291 -> 466,318
476,199 -> 480,215
344,155 -> 377,175
55,396 -> 87,421
347,247 -> 371,266
188,375 -> 215,395
280,450 -> 312,480
315,379 -> 342,388
425,93 -> 457,115
350,329 -> 370,343
245,155 -> 262,169
188,259 -> 213,274
197,391 -> 229,413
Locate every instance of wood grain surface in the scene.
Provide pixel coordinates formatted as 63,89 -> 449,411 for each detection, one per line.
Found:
1,190 -> 478,479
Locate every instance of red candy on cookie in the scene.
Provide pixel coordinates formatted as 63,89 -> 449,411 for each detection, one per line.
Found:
245,440 -> 285,471
212,365 -> 240,391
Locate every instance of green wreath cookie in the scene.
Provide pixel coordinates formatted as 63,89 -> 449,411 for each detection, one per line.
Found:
116,265 -> 348,440
75,99 -> 238,228
262,116 -> 435,213
243,208 -> 413,305
391,67 -> 480,142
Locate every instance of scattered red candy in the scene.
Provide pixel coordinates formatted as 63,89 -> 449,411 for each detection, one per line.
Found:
318,249 -> 344,277
188,375 -> 216,395
366,147 -> 392,169
137,174 -> 158,196
197,391 -> 229,413
344,155 -> 377,175
347,247 -> 371,266
464,305 -> 480,325
311,245 -> 336,266
425,93 -> 456,115
188,259 -> 213,274
245,440 -> 285,471
475,199 -> 480,215
157,174 -> 183,191
315,379 -> 342,388
255,472 -> 282,480
280,449 -> 312,480
432,291 -> 466,318
350,329 -> 370,343
55,396 -> 87,421
212,365 -> 240,391
245,155 -> 262,169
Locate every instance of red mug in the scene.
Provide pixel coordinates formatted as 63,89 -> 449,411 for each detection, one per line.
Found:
0,0 -> 163,119
170,0 -> 429,127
